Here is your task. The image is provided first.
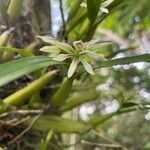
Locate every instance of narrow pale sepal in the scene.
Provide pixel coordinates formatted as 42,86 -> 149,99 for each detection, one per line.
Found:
68,59 -> 79,78
87,42 -> 111,51
52,54 -> 69,61
39,46 -> 60,53
83,50 -> 106,61
49,50 -> 61,58
38,35 -> 74,54
80,3 -> 87,7
37,36 -> 58,45
100,7 -> 109,13
100,0 -> 114,13
80,59 -> 94,75
101,0 -> 114,7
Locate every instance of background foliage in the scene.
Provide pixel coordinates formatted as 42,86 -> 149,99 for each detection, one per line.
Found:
0,0 -> 150,149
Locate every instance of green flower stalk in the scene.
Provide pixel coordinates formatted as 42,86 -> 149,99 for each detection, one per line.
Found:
59,90 -> 98,112
51,77 -> 74,107
7,0 -> 23,25
26,115 -> 89,133
0,28 -> 14,61
0,28 -> 14,46
2,71 -> 56,108
67,0 -> 84,21
38,36 -> 106,78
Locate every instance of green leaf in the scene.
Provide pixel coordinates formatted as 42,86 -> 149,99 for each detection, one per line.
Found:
65,12 -> 87,35
0,47 -> 33,57
89,104 -> 150,127
98,54 -> 150,68
68,58 -> 79,78
89,113 -> 114,126
84,0 -> 128,41
94,0 -> 129,26
120,102 -> 137,108
87,0 -> 101,23
67,0 -> 84,21
26,115 -> 89,133
0,56 -> 60,87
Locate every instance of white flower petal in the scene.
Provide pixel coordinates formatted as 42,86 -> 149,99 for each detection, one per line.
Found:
80,50 -> 98,58
101,0 -> 114,7
49,51 -> 60,58
80,59 -> 94,75
38,35 -> 74,54
52,54 -> 69,61
40,46 -> 60,53
57,42 -> 74,54
80,3 -> 87,8
37,35 -> 58,45
68,59 -> 79,78
87,42 -> 111,51
86,39 -> 100,46
100,7 -> 109,13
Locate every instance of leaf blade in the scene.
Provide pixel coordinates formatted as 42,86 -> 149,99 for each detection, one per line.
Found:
87,0 -> 101,23
98,54 -> 150,68
0,56 -> 60,87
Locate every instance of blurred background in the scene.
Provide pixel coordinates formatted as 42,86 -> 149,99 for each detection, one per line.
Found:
0,0 -> 150,149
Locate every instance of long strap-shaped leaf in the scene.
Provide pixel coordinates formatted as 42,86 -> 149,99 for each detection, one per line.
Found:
97,54 -> 150,68
89,103 -> 150,127
87,0 -> 101,23
0,56 -> 59,87
26,115 -> 90,133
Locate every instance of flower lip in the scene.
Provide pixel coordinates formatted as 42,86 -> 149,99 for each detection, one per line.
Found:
73,40 -> 85,51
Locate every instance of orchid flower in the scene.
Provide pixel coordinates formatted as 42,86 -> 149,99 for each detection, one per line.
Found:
80,0 -> 114,14
38,36 -> 106,78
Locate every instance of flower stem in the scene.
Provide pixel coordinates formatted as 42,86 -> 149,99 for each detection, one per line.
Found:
0,71 -> 56,113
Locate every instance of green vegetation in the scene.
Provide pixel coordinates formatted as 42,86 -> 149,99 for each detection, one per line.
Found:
0,0 -> 149,149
